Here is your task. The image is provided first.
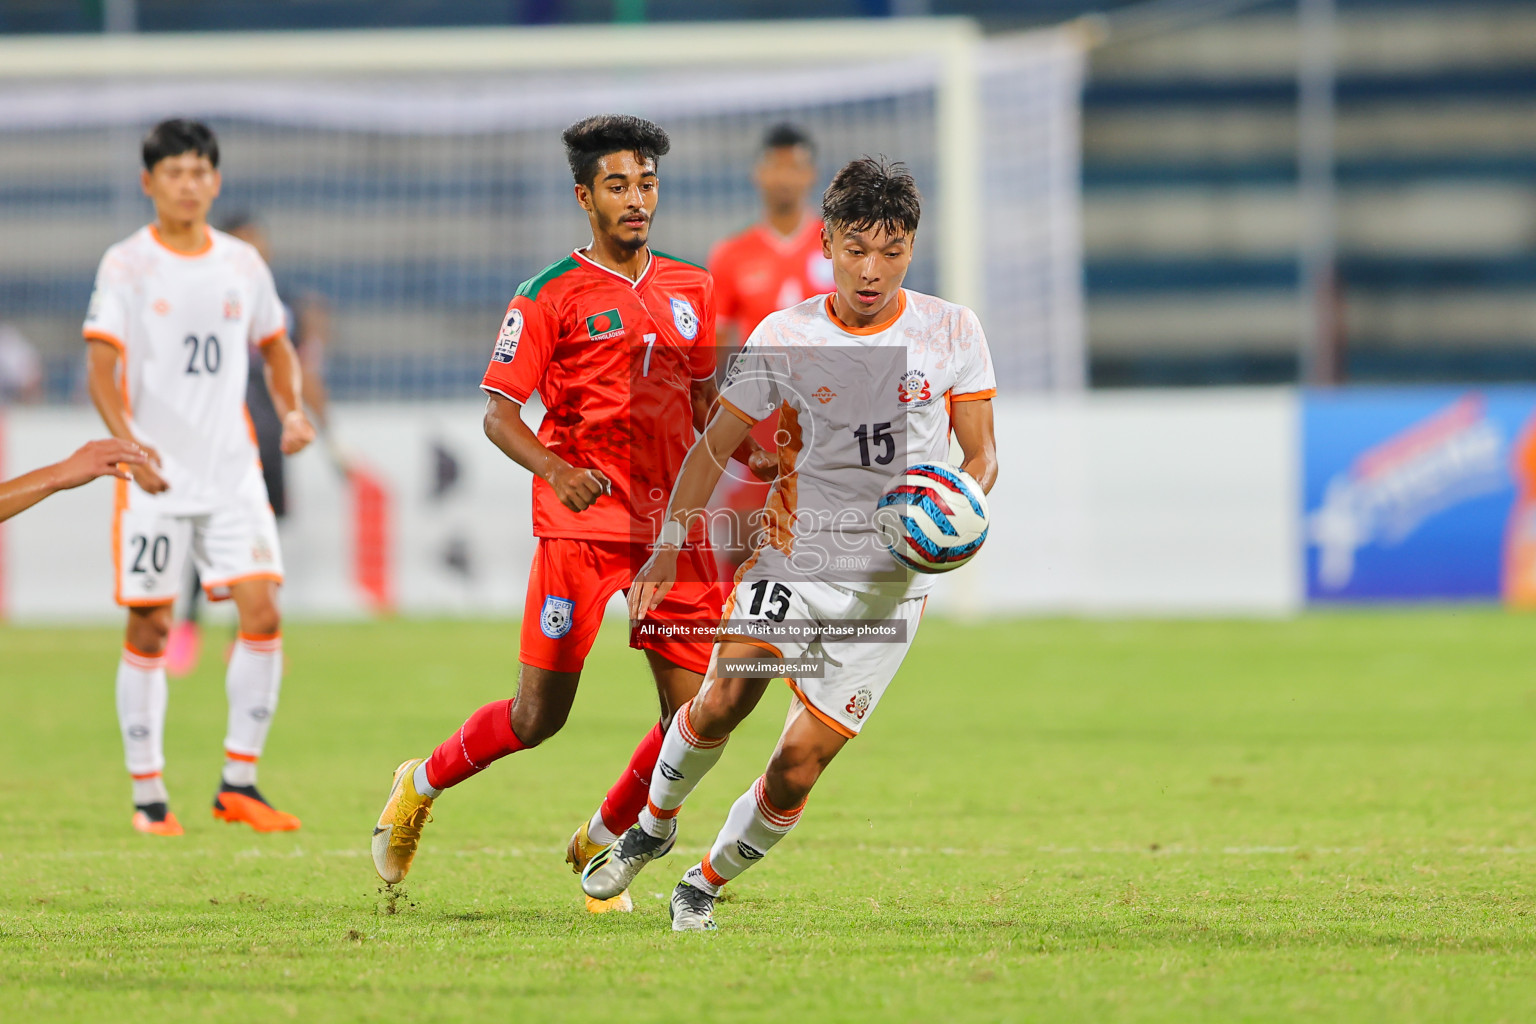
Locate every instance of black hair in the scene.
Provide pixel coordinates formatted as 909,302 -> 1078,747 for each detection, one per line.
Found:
821,156 -> 921,238
762,122 -> 815,157
561,114 -> 670,188
142,118 -> 219,171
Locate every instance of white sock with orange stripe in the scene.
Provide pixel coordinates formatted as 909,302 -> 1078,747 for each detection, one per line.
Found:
684,775 -> 805,896
117,642 -> 169,806
636,698 -> 728,839
222,631 -> 283,786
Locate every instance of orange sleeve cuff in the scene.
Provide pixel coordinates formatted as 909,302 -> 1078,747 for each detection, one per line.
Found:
84,329 -> 125,350
255,328 -> 285,349
951,388 -> 996,402
719,396 -> 759,426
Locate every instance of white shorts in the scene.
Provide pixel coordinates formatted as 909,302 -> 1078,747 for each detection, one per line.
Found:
716,574 -> 925,738
114,467 -> 283,607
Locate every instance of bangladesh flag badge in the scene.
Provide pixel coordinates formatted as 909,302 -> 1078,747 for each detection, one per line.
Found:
585,308 -> 625,340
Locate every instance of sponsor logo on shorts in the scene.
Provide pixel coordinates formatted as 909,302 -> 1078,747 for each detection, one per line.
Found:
670,297 -> 699,340
658,760 -> 684,782
493,309 -> 523,363
812,385 -> 837,404
540,595 -> 575,638
736,840 -> 764,860
252,538 -> 274,566
845,686 -> 874,721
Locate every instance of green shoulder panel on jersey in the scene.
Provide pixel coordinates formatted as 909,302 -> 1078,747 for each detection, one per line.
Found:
651,250 -> 708,273
514,256 -> 581,300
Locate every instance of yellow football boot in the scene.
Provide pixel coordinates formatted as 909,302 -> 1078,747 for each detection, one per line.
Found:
372,758 -> 434,884
566,820 -> 634,914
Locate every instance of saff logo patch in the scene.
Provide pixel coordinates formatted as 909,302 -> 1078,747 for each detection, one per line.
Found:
670,297 -> 699,340
540,595 -> 575,638
586,309 -> 624,340
723,351 -> 749,387
493,309 -> 523,363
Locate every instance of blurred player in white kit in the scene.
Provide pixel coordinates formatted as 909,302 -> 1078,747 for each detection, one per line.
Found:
83,119 -> 316,836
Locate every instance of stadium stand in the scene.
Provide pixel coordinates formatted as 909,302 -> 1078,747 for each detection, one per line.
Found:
4,0 -> 1534,389
1083,1 -> 1536,384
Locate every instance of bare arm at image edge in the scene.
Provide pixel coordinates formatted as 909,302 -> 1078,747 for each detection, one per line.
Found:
0,438 -> 146,523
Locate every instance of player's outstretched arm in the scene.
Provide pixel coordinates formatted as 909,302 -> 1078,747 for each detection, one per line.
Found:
629,406 -> 755,620
0,438 -> 146,523
689,377 -> 775,482
482,392 -> 610,512
85,340 -> 168,494
261,334 -> 316,455
950,398 -> 999,494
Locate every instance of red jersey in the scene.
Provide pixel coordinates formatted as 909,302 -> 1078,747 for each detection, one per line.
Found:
709,215 -> 834,343
481,248 -> 716,542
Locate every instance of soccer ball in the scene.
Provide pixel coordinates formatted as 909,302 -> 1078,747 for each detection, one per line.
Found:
872,463 -> 989,574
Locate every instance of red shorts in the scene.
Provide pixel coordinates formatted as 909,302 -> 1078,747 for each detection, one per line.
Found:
520,536 -> 724,675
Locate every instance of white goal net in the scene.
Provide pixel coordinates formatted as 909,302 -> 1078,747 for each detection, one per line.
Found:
0,20 -> 1084,400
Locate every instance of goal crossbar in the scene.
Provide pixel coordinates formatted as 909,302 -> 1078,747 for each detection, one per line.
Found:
0,20 -> 984,316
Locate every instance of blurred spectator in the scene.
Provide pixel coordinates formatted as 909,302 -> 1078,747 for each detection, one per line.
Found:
0,322 -> 44,404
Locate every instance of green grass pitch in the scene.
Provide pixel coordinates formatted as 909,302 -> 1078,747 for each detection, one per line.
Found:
3,612 -> 1535,1022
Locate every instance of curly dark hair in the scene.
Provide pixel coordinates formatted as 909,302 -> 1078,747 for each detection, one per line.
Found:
821,156 -> 921,238
561,114 -> 671,187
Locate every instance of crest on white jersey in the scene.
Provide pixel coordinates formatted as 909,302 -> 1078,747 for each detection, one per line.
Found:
670,297 -> 699,340
493,309 -> 523,363
540,595 -> 575,638
897,369 -> 933,405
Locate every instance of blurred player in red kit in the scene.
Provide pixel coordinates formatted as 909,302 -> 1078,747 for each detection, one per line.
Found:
372,114 -> 773,911
708,124 -> 830,567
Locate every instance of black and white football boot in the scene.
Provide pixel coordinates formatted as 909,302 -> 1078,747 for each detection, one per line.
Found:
668,877 -> 718,932
580,821 -> 676,900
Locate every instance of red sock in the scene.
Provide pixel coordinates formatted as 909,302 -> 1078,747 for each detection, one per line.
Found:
598,722 -> 665,836
424,699 -> 525,791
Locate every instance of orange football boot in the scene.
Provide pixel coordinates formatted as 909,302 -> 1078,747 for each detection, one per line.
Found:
212,785 -> 301,832
132,806 -> 184,836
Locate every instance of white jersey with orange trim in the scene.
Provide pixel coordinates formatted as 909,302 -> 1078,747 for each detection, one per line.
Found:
84,225 -> 286,515
718,288 -> 996,598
